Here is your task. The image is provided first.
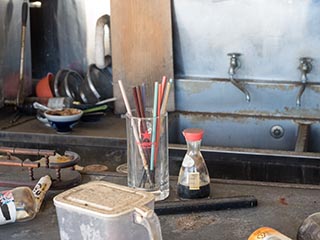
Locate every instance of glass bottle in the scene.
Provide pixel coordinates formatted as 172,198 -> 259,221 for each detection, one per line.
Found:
177,128 -> 210,199
248,227 -> 292,240
297,212 -> 320,240
0,175 -> 52,225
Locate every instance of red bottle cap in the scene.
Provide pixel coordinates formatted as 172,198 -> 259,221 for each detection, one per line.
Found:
182,128 -> 204,142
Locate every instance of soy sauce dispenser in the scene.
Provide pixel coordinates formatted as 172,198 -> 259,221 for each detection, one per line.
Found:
177,128 -> 211,199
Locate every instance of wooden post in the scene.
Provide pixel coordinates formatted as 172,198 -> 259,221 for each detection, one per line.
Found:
111,0 -> 174,114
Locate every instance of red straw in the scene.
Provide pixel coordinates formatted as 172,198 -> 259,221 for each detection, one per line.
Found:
161,76 -> 167,99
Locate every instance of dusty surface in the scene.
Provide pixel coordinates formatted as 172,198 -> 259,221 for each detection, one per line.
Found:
0,174 -> 319,240
175,214 -> 216,231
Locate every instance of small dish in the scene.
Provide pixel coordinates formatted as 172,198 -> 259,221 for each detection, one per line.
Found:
44,108 -> 83,134
81,111 -> 105,122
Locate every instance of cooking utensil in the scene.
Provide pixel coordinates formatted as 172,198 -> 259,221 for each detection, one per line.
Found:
63,70 -> 83,101
35,72 -> 54,98
54,69 -> 69,97
95,14 -> 111,69
33,101 -> 53,111
154,195 -> 258,215
82,104 -> 107,114
78,14 -> 113,104
81,112 -> 105,122
79,74 -> 100,104
16,1 -> 29,106
80,64 -> 113,104
87,62 -> 113,100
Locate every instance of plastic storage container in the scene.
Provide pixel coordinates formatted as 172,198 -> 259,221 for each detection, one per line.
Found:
53,181 -> 162,240
297,212 -> 320,240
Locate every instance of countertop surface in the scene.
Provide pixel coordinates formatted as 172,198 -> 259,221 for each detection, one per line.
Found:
0,172 -> 319,240
0,108 -> 320,239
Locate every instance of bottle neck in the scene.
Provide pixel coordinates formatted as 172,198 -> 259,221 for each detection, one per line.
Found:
186,140 -> 202,153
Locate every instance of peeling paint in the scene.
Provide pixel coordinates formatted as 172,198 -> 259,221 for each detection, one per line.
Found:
177,79 -> 216,94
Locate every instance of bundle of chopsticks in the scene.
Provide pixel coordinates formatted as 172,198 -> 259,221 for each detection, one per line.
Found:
118,77 -> 173,187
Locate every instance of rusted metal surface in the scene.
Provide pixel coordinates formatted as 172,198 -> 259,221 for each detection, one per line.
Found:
295,123 -> 311,152
174,78 -> 320,118
0,146 -> 55,156
169,143 -> 320,160
48,151 -> 80,169
0,147 -> 80,187
0,156 -> 39,168
168,111 -> 320,152
172,110 -> 320,122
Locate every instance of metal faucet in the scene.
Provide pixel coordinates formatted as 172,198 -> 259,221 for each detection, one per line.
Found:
296,57 -> 312,107
227,53 -> 251,102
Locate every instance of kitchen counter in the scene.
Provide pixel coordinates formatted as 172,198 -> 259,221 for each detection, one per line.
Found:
0,109 -> 320,239
0,172 -> 319,240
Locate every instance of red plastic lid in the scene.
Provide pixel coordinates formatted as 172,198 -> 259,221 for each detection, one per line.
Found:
182,128 -> 204,141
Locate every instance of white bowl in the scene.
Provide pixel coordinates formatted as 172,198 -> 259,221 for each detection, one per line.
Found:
44,108 -> 83,133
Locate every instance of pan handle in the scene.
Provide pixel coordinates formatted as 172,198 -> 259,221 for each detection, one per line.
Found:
95,14 -> 111,69
21,1 -> 28,27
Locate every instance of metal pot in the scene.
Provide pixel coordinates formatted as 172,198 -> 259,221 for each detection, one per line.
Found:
80,14 -> 113,104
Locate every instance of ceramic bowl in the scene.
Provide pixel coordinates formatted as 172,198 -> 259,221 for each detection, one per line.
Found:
44,108 -> 83,134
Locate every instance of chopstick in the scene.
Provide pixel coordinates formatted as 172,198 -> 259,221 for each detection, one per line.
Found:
118,78 -> 173,187
153,76 -> 167,168
118,80 -> 153,186
160,78 -> 173,115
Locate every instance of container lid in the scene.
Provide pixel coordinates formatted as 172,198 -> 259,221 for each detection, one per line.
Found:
53,181 -> 154,218
182,128 -> 204,141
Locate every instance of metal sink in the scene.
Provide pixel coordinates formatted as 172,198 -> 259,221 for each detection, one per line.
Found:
168,111 -> 320,184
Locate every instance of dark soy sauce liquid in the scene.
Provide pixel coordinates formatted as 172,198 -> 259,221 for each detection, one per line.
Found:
177,184 -> 210,199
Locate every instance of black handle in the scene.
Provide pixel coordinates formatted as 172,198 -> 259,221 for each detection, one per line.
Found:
154,195 -> 258,215
21,1 -> 28,27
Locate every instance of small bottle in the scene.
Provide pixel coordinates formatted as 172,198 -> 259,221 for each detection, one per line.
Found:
46,97 -> 73,109
248,227 -> 292,240
177,128 -> 210,199
0,175 -> 52,225
297,212 -> 320,240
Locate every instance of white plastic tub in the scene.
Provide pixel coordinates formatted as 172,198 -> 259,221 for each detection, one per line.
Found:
53,181 -> 162,240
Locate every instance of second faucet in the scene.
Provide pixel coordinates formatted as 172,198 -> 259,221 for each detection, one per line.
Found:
227,53 -> 251,102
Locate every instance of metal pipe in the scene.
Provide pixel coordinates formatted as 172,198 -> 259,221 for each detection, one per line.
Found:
230,75 -> 251,102
16,0 -> 29,106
